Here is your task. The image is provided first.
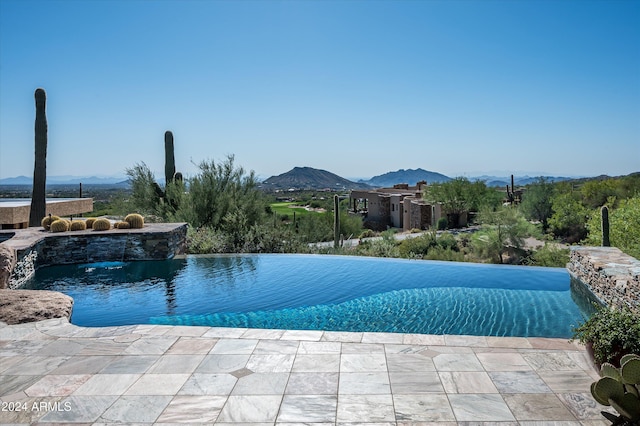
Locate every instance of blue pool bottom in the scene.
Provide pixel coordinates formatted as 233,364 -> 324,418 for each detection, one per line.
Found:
24,254 -> 594,338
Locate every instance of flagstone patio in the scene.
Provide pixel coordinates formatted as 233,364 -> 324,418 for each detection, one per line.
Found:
0,318 -> 610,424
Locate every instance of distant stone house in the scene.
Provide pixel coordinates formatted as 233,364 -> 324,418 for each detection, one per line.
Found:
349,181 -> 442,231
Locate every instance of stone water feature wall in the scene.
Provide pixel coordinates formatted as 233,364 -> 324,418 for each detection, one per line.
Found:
0,223 -> 187,289
567,246 -> 640,313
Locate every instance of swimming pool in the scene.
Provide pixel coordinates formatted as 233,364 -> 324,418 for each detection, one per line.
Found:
23,254 -> 594,337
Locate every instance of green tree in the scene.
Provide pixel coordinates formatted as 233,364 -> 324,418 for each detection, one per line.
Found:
617,173 -> 640,199
424,177 -> 500,226
180,155 -> 264,230
519,177 -> 554,231
585,197 -> 640,259
126,162 -> 164,216
580,179 -> 620,209
472,207 -> 534,264
548,192 -> 588,243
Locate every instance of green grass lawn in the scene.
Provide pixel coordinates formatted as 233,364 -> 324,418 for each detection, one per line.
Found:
270,202 -> 313,217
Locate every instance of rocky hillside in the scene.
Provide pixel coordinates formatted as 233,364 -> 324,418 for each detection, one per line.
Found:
363,168 -> 451,188
261,167 -> 371,191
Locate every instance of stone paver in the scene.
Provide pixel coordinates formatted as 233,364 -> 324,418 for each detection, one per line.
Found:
0,318 -> 609,424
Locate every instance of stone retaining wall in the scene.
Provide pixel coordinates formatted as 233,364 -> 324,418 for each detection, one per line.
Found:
567,246 -> 640,313
0,223 -> 187,289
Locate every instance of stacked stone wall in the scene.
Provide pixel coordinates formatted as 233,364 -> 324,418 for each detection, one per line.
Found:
567,246 -> 640,313
409,201 -> 431,230
1,223 -> 187,289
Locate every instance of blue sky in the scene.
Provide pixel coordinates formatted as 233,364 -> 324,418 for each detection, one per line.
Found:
1,0 -> 638,181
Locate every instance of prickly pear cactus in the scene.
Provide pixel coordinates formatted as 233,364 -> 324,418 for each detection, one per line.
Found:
621,356 -> 640,385
591,354 -> 640,423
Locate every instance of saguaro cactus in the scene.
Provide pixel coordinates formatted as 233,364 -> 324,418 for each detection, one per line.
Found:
601,205 -> 610,247
29,88 -> 48,227
334,195 -> 340,249
164,131 -> 176,186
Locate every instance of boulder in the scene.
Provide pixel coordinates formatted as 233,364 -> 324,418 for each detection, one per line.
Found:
0,245 -> 16,289
0,289 -> 73,324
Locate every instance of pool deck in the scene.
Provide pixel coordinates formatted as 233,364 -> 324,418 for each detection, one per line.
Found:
0,319 -> 609,425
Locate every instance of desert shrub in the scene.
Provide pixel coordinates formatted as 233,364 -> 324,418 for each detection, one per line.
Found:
572,306 -> 640,365
186,224 -> 305,254
241,224 -> 306,253
359,229 -> 376,238
355,230 -> 399,258
437,217 -> 448,230
585,197 -> 640,259
186,227 -> 230,254
340,212 -> 363,239
526,244 -> 569,267
398,232 -> 437,258
424,246 -> 466,262
437,232 -> 459,251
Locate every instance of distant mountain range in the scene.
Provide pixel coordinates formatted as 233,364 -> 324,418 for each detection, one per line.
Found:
0,175 -> 128,185
259,167 -> 582,190
361,168 -> 451,187
261,167 -> 371,190
470,175 -> 575,187
0,169 -> 614,190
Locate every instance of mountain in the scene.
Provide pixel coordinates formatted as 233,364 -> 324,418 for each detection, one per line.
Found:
470,175 -> 576,187
261,167 -> 372,191
0,175 -> 128,185
363,168 -> 451,188
0,175 -> 32,185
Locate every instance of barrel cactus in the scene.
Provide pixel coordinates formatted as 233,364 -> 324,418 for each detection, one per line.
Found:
50,219 -> 69,233
591,354 -> 640,423
70,221 -> 86,231
92,218 -> 111,231
124,213 -> 144,229
41,215 -> 61,230
115,221 -> 130,229
85,218 -> 96,229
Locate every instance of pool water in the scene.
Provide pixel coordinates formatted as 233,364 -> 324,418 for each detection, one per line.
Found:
23,254 -> 594,337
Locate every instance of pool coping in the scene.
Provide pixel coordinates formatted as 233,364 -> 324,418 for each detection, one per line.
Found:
0,319 -> 611,424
